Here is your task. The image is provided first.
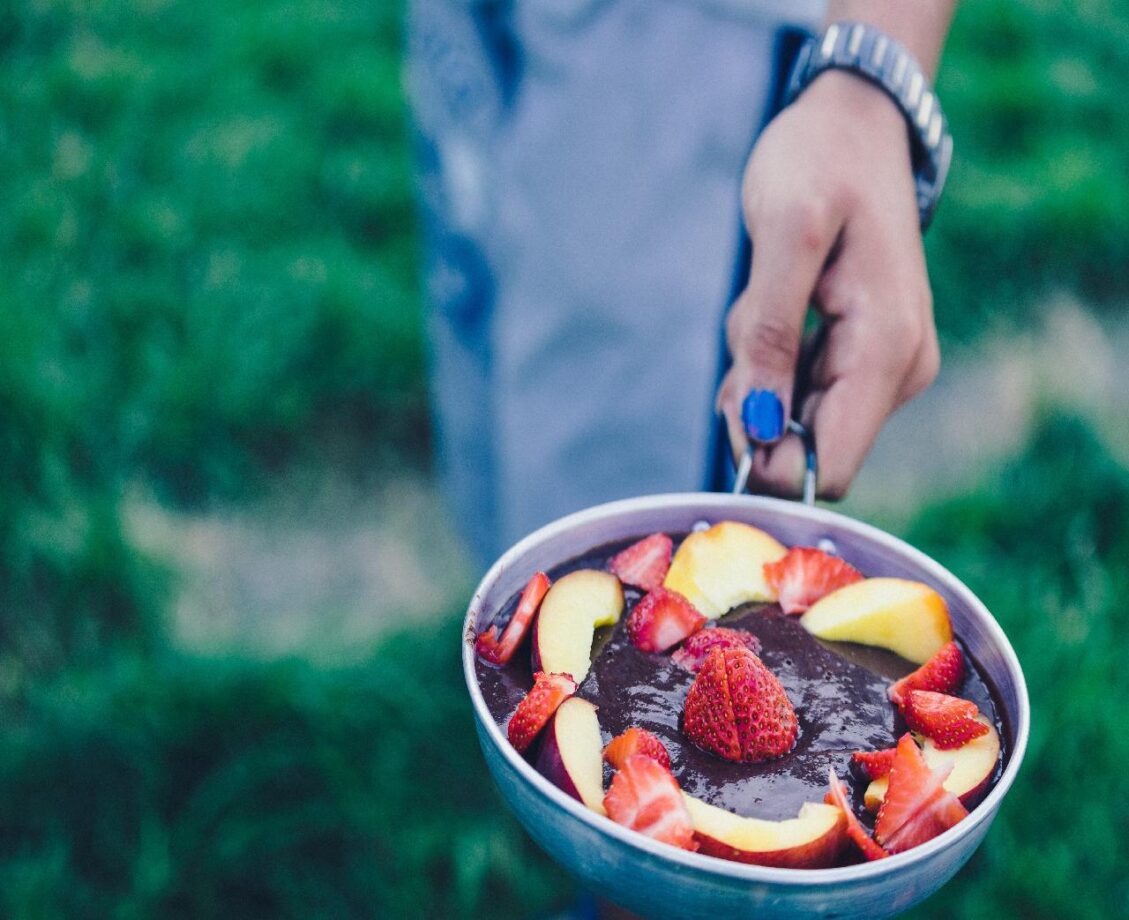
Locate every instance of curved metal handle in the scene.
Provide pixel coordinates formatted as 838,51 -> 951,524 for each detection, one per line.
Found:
732,419 -> 818,505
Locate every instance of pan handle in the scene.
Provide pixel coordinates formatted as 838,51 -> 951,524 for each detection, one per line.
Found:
732,419 -> 818,505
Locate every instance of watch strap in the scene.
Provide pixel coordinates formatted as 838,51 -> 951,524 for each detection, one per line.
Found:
785,21 -> 953,230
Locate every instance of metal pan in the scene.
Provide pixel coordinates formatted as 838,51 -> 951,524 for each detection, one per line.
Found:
462,491 -> 1029,919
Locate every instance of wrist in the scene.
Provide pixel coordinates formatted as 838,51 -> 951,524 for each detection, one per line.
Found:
799,69 -> 911,153
785,21 -> 953,229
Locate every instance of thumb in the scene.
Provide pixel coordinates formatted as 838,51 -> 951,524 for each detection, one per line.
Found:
718,225 -> 830,458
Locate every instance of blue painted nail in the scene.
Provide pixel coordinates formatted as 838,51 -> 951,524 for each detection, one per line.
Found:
741,388 -> 784,443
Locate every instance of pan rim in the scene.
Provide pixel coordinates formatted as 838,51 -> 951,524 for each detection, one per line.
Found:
462,491 -> 1030,887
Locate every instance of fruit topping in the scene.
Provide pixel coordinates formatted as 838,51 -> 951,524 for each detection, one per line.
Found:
603,754 -> 697,851
874,733 -> 968,853
888,640 -> 965,707
532,569 -> 624,683
476,571 -> 551,666
608,532 -> 673,593
479,518 -> 1005,870
671,627 -> 762,673
683,646 -> 797,763
663,521 -> 787,617
902,690 -> 990,750
535,697 -> 607,814
800,577 -> 953,664
864,717 -> 1000,810
825,769 -> 888,861
763,547 -> 863,615
852,747 -> 898,780
603,727 -> 672,772
683,795 -> 847,868
626,587 -> 707,653
507,671 -> 578,754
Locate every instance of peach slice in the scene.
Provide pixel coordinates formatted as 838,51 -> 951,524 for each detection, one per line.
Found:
663,522 -> 787,618
682,795 -> 847,868
535,697 -> 606,815
799,577 -> 952,664
532,569 -> 624,683
864,717 -> 1001,810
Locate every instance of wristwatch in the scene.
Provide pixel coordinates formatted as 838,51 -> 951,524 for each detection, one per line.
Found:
785,21 -> 953,230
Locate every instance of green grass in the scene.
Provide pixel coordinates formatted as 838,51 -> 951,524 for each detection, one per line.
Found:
905,413 -> 1128,919
0,0 -> 423,674
931,0 -> 1129,342
0,621 -> 570,919
1,0 -> 424,506
2,0 -> 1127,516
0,0 -> 1127,916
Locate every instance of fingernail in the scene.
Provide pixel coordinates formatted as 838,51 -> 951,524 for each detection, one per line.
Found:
741,388 -> 784,443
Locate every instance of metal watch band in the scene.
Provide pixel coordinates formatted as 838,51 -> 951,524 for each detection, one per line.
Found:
784,21 -> 953,230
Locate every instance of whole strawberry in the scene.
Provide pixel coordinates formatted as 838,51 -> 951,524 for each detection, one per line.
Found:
683,646 -> 797,763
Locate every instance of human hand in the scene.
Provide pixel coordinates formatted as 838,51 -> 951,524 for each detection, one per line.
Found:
716,70 -> 941,500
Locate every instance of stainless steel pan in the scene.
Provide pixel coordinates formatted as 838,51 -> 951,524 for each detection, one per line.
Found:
462,491 -> 1029,919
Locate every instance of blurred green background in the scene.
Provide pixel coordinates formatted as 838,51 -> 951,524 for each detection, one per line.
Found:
1,0 -> 1126,917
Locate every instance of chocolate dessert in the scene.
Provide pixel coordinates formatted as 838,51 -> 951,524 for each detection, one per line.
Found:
473,523 -> 1007,864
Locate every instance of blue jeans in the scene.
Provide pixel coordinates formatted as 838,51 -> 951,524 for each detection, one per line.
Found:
408,0 -> 815,565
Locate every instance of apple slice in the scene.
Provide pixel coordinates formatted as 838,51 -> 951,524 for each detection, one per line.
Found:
864,718 -> 1001,810
663,521 -> 787,618
535,697 -> 606,815
682,795 -> 846,868
532,569 -> 624,683
799,577 -> 952,664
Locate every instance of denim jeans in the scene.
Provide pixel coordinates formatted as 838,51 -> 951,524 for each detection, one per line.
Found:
408,0 -> 816,565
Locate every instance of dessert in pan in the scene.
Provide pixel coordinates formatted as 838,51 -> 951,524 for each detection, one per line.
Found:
473,521 -> 1005,869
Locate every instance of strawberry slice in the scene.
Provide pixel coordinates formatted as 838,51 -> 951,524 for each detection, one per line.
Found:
888,641 -> 965,707
902,690 -> 989,750
763,547 -> 863,615
476,571 -> 551,666
852,747 -> 898,780
875,733 -> 968,853
507,672 -> 578,754
603,754 -> 697,851
826,769 -> 888,861
626,587 -> 707,653
671,627 -> 761,673
683,646 -> 797,763
603,727 -> 672,771
609,533 -> 673,592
